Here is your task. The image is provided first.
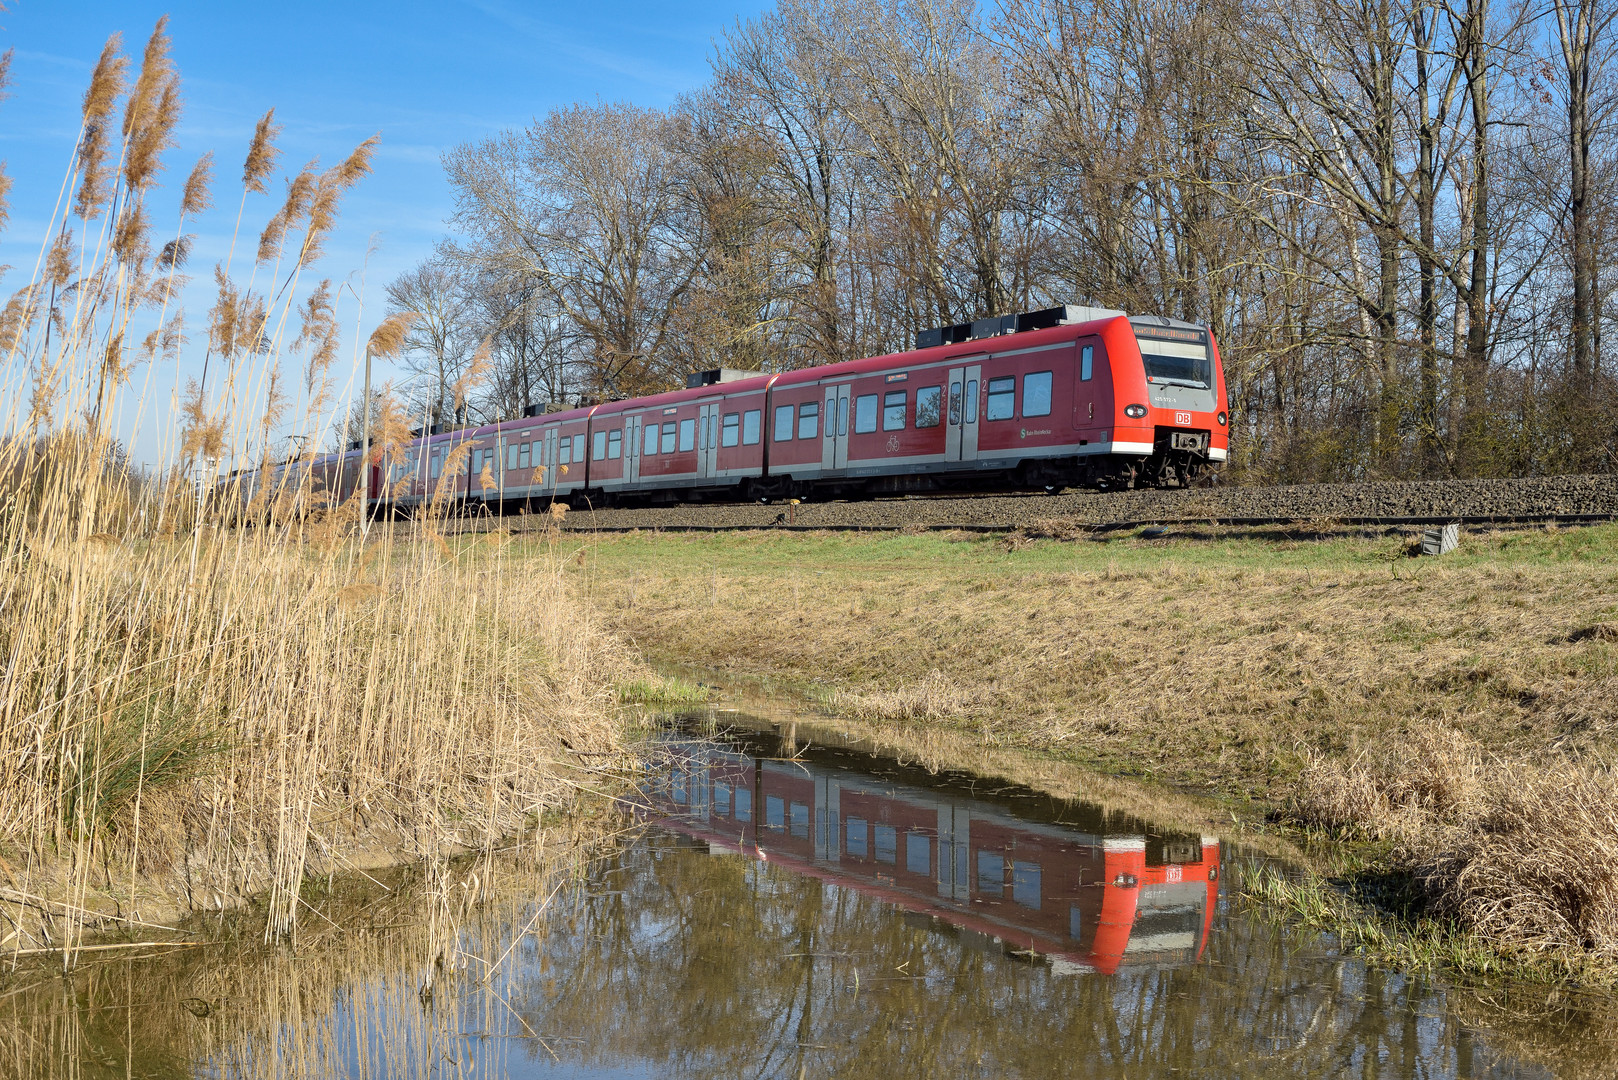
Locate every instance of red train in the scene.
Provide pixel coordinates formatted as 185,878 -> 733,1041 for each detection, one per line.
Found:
642,739 -> 1221,975
243,305 -> 1228,510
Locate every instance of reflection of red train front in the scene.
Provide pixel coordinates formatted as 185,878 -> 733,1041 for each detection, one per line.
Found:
642,744 -> 1219,975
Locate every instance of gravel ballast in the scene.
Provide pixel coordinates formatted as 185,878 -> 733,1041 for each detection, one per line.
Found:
547,474 -> 1618,533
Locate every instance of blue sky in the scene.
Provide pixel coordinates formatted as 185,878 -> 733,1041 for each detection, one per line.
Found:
0,0 -> 764,463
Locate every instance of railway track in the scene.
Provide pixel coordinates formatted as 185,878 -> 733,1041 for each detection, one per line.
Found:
550,512 -> 1618,536
425,473 -> 1618,539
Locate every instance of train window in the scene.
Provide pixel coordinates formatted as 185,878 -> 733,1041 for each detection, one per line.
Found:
572,433 -> 585,462
774,404 -> 795,442
846,818 -> 869,858
1013,861 -> 1042,910
742,410 -> 761,445
679,418 -> 696,452
519,442 -> 530,469
977,851 -> 1004,895
645,422 -> 659,455
915,385 -> 942,428
1022,371 -> 1053,418
765,795 -> 785,830
949,381 -> 962,425
798,401 -> 819,439
986,377 -> 1016,421
661,423 -> 677,454
722,413 -> 740,447
789,802 -> 809,838
607,430 -> 622,459
905,834 -> 930,875
559,439 -> 571,465
507,442 -> 519,470
853,394 -> 878,434
838,395 -> 849,436
469,449 -> 481,475
1069,906 -> 1083,940
883,391 -> 907,431
1081,344 -> 1094,381
873,825 -> 897,865
592,431 -> 607,461
714,782 -> 731,817
430,451 -> 442,479
734,787 -> 752,821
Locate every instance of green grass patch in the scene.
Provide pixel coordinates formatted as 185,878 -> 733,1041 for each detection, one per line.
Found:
615,675 -> 711,708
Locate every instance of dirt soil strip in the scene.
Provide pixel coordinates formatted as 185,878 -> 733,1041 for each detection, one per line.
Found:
545,475 -> 1618,533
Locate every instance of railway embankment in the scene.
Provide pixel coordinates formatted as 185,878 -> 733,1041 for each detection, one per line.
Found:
552,472 -> 1618,531
564,518 -> 1618,983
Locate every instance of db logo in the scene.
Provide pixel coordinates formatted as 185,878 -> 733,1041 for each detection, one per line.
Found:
1166,865 -> 1183,883
1175,411 -> 1193,426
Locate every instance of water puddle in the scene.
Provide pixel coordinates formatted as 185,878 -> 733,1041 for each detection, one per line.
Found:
1,709 -> 1610,1078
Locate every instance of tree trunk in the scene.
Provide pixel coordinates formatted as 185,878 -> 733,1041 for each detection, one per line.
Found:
1460,0 -> 1492,475
1413,0 -> 1443,473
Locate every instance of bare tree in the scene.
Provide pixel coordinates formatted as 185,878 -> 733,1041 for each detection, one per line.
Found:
385,256 -> 474,427
445,102 -> 697,397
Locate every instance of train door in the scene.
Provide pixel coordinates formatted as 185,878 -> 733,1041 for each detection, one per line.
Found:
821,384 -> 851,470
945,363 -> 982,461
698,403 -> 720,479
623,416 -> 641,484
543,429 -> 559,494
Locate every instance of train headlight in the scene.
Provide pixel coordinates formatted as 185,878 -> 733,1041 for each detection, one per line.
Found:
1216,411 -> 1228,426
1123,404 -> 1148,419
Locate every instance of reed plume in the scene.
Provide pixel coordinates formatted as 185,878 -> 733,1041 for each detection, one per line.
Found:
257,161 -> 317,265
452,337 -> 492,415
367,309 -> 418,359
73,35 -> 128,221
122,17 -> 180,193
156,233 -> 192,271
181,150 -> 214,214
296,135 -> 380,266
242,108 -> 282,194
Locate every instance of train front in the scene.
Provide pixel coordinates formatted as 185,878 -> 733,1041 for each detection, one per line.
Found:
1108,316 -> 1230,487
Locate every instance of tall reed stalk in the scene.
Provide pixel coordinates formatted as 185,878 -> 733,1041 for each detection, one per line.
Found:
0,21 -> 626,965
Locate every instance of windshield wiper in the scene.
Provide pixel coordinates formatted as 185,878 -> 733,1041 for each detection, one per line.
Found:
1147,376 -> 1209,390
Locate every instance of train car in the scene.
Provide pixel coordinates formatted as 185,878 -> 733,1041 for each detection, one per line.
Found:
747,305 -> 1227,498
589,375 -> 775,501
231,303 -> 1228,514
642,739 -> 1221,975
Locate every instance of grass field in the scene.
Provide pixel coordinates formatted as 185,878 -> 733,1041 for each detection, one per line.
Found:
561,521 -> 1618,801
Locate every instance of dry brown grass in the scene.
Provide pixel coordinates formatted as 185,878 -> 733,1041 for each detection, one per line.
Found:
826,669 -> 999,722
570,528 -> 1618,799
1425,758 -> 1618,961
1288,723 -> 1618,970
1288,722 -> 1487,840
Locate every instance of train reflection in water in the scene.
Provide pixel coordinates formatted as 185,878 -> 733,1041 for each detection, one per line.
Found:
639,739 -> 1220,975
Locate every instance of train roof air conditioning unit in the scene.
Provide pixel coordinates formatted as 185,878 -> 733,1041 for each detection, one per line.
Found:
686,367 -> 756,389
915,304 -> 1125,351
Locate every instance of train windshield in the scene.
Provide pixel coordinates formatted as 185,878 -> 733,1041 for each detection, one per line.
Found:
1135,326 -> 1213,389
